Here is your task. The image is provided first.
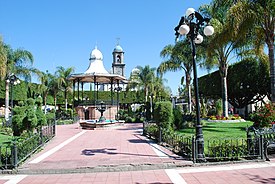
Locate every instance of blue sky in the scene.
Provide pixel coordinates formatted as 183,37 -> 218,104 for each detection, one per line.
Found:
0,0 -> 212,95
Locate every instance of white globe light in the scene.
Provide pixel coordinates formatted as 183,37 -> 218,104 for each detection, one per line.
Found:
194,34 -> 203,44
186,8 -> 195,17
204,25 -> 214,36
179,24 -> 190,35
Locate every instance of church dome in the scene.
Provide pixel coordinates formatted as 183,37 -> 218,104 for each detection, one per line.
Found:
131,67 -> 140,75
114,45 -> 123,52
90,47 -> 103,60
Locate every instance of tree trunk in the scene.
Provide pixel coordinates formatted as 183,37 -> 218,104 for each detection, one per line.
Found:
221,76 -> 229,117
65,91 -> 67,111
188,84 -> 192,113
268,41 -> 275,103
220,63 -> 229,117
4,80 -> 9,121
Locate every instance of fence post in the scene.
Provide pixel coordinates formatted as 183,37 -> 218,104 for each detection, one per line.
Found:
246,130 -> 252,154
11,140 -> 18,168
158,126 -> 162,143
53,118 -> 56,136
192,136 -> 196,163
143,122 -> 146,136
40,126 -> 44,146
259,134 -> 264,160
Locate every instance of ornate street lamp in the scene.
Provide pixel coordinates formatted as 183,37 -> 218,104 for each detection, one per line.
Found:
174,8 -> 214,161
6,74 -> 20,125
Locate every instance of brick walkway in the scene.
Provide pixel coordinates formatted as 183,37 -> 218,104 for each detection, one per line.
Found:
0,123 -> 274,183
19,123 -> 190,174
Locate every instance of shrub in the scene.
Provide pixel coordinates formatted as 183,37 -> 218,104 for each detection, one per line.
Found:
215,99 -> 222,116
173,106 -> 184,130
249,103 -> 275,128
153,101 -> 173,132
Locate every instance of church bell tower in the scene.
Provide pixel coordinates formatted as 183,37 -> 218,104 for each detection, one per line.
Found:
112,41 -> 125,76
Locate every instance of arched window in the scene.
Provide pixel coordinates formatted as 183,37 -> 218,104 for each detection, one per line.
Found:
116,55 -> 121,63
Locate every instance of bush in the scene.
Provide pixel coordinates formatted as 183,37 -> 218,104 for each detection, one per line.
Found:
215,99 -> 222,116
173,106 -> 184,130
153,101 -> 173,132
145,123 -> 159,138
249,103 -> 275,128
11,97 -> 48,136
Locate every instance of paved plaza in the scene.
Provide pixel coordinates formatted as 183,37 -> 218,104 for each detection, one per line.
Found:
0,123 -> 275,184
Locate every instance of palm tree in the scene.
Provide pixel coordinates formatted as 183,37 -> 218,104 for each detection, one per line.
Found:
0,37 -> 6,79
38,70 -> 53,113
152,75 -> 171,102
48,73 -> 60,113
199,0 -> 247,117
55,66 -> 75,111
3,44 -> 35,121
127,65 -> 156,102
228,0 -> 275,102
158,39 -> 195,113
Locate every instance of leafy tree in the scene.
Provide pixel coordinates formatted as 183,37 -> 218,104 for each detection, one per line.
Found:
199,58 -> 270,108
227,57 -> 269,108
228,0 -> 275,102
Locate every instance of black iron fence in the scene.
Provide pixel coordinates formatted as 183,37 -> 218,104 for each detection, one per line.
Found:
144,122 -> 274,163
0,120 -> 55,169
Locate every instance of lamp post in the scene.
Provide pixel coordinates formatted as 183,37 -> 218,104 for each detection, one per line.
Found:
6,74 -> 20,126
174,8 -> 214,161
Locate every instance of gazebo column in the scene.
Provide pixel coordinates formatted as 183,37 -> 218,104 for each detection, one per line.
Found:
116,79 -> 120,119
77,78 -> 80,102
96,82 -> 99,101
81,82 -> 84,103
73,80 -> 75,108
90,82 -> 92,104
110,78 -> 114,105
94,76 -> 96,105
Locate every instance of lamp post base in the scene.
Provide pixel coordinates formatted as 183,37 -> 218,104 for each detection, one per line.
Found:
196,124 -> 206,162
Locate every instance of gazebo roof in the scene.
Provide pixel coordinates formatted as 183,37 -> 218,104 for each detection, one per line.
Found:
68,73 -> 126,83
68,46 -> 127,83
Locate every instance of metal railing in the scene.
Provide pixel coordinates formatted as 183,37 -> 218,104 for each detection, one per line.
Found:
0,120 -> 55,169
143,122 -> 274,163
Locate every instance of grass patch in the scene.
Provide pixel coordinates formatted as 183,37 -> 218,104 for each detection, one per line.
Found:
176,120 -> 254,140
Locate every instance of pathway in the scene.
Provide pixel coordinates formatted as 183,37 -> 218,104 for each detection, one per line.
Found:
0,123 -> 274,183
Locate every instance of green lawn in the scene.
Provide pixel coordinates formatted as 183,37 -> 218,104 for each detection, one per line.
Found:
176,121 -> 254,140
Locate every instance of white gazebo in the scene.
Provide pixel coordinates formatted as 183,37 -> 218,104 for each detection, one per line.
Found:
68,46 -> 127,121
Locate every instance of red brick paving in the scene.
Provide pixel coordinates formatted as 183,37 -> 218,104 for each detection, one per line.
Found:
0,123 -> 273,184
20,123 -> 187,173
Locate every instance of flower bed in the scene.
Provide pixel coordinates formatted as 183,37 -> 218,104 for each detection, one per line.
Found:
208,114 -> 242,121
